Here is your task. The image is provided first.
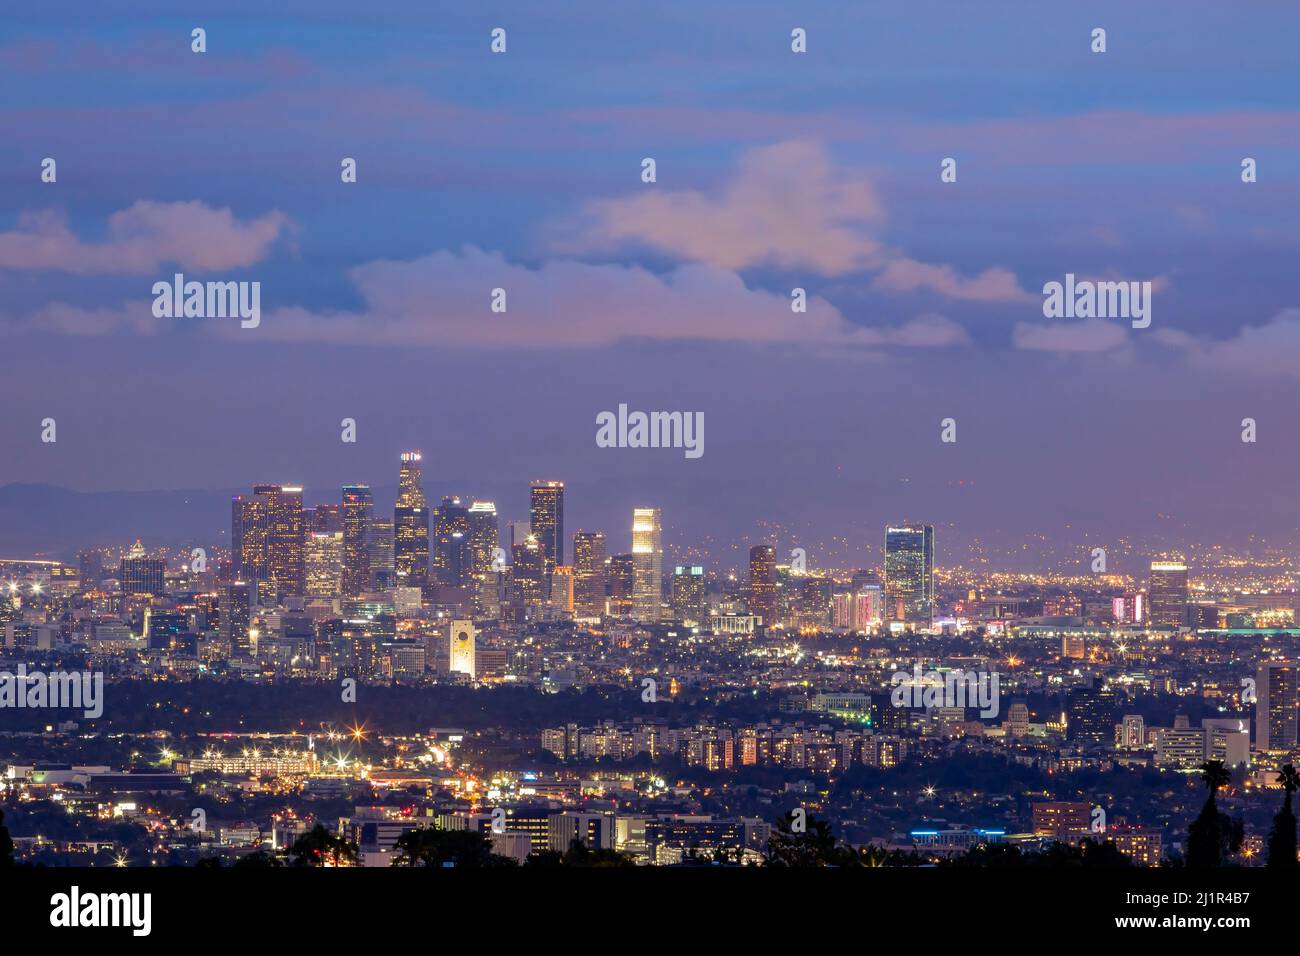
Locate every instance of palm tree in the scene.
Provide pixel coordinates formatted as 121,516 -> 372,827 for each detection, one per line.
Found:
1266,764 -> 1299,867
1187,760 -> 1231,867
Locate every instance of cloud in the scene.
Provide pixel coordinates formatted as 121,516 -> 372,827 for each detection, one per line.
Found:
4,245 -> 972,349
552,140 -> 887,275
233,247 -> 967,350
552,140 -> 1032,303
0,201 -> 289,275
1012,319 -> 1131,353
873,260 -> 1035,303
1154,308 -> 1300,375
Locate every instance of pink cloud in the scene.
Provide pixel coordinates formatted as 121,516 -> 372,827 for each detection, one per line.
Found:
0,201 -> 289,275
873,260 -> 1035,303
1012,319 -> 1131,353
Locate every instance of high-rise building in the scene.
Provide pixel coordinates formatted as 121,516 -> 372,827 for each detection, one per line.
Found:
551,566 -> 575,613
368,518 -> 395,589
221,581 -> 255,658
77,550 -> 102,592
512,536 -> 549,609
572,531 -> 608,618
467,501 -> 500,581
1148,559 -> 1189,628
1067,687 -> 1117,746
232,485 -> 305,596
885,525 -> 934,624
748,545 -> 777,626
1257,660 -> 1299,752
632,508 -> 663,623
305,531 -> 344,598
609,554 -> 636,617
394,451 -> 430,588
671,565 -> 707,624
341,485 -> 374,597
118,540 -> 165,596
448,620 -> 476,679
530,481 -> 565,570
432,497 -> 472,586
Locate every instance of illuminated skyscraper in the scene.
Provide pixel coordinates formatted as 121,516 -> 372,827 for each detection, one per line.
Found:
433,496 -> 472,586
884,525 -> 934,624
394,451 -> 430,587
632,508 -> 663,623
341,485 -> 373,597
572,531 -> 608,618
368,518 -> 395,589
511,536 -> 548,608
467,501 -> 500,579
232,485 -> 305,596
530,481 -> 565,572
671,565 -> 707,624
449,620 -> 476,679
551,566 -> 575,613
1257,660 -> 1298,752
118,539 -> 165,596
221,580 -> 255,658
748,545 -> 777,626
305,531 -> 344,598
1148,559 -> 1189,628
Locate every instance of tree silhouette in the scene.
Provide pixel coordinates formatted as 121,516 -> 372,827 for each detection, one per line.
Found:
1267,764 -> 1299,868
392,826 -> 516,867
765,812 -> 847,867
289,824 -> 358,867
0,810 -> 14,867
1187,760 -> 1232,867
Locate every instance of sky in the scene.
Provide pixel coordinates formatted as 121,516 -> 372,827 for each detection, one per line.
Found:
2,1 -> 1299,568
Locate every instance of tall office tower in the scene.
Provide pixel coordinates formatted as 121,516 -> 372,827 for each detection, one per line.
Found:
530,481 -> 565,570
77,550 -> 102,592
671,565 -> 707,624
305,531 -> 344,598
341,485 -> 374,597
467,501 -> 500,578
233,485 -> 305,596
368,518 -> 395,589
1066,687 -> 1118,745
393,451 -> 430,588
1148,559 -> 1189,628
119,540 -> 166,595
511,536 -> 549,608
884,525 -> 934,624
431,496 -> 472,586
220,581 -> 255,658
311,503 -> 342,533
748,545 -> 778,625
551,566 -> 575,613
262,484 -> 305,597
609,554 -> 636,617
449,620 -> 476,679
632,507 -> 663,623
572,531 -> 608,618
1257,660 -> 1299,752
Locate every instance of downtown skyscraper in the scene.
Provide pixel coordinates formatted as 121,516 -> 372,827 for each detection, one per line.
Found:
393,452 -> 430,588
572,531 -> 607,619
884,525 -> 934,625
632,507 -> 663,623
530,481 -> 565,572
341,484 -> 374,597
748,545 -> 777,626
232,484 -> 305,597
